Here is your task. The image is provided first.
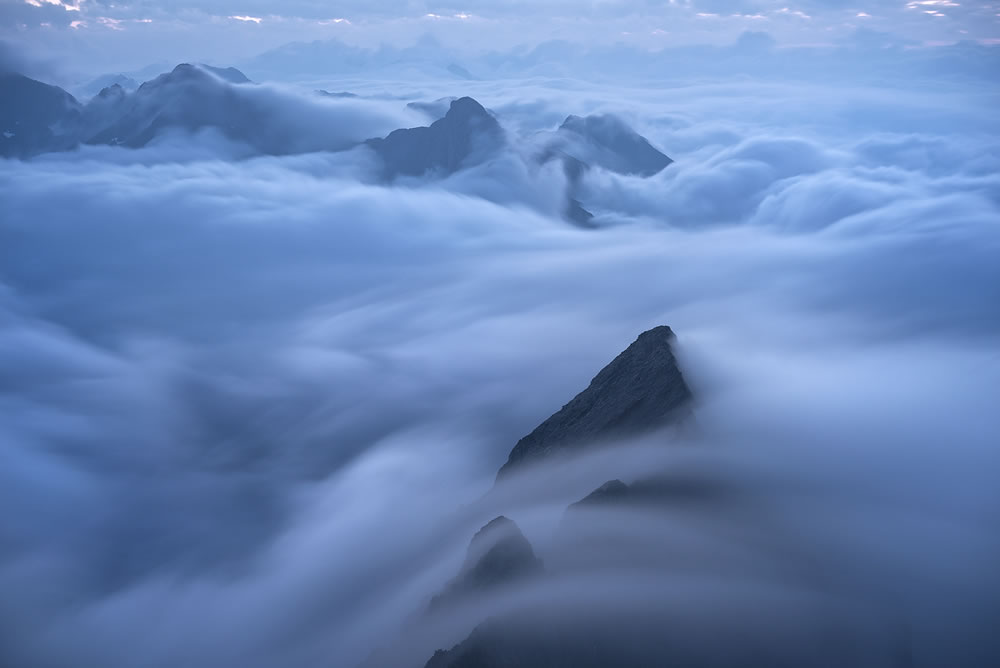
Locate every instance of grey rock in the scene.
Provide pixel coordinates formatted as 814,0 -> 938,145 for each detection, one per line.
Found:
85,64 -> 253,149
423,614 -> 682,668
429,516 -> 543,612
538,117 -> 670,225
366,96 -> 504,180
497,325 -> 692,479
556,113 -> 672,177
0,73 -> 81,158
572,478 -> 631,506
571,473 -> 734,510
82,64 -> 354,155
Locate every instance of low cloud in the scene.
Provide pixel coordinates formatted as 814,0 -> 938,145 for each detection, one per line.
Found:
1,44 -> 998,668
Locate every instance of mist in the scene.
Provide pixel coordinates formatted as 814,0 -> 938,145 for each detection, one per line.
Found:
1,18 -> 999,668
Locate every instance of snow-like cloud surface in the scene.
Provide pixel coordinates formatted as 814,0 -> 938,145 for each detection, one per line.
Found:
0,44 -> 998,668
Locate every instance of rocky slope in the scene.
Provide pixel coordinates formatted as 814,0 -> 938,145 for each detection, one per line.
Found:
0,73 -> 82,158
496,325 -> 692,479
365,96 -> 504,180
428,516 -> 543,612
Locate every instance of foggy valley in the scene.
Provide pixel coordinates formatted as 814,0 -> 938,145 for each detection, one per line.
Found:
1,2 -> 999,666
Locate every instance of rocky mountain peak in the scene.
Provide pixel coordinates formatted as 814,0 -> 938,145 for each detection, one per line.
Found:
366,95 -> 504,180
555,113 -> 672,177
429,515 -> 542,611
497,325 -> 692,479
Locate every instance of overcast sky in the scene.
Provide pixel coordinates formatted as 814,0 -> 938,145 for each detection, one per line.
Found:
2,0 -> 999,76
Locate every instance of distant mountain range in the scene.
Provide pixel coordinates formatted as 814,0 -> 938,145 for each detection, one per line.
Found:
240,35 -> 1000,85
0,64 -> 673,224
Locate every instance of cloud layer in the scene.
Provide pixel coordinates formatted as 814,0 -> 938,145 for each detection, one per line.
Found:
1,48 -> 999,667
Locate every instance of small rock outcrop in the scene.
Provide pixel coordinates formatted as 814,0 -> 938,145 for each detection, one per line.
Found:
429,516 -> 543,611
497,325 -> 692,479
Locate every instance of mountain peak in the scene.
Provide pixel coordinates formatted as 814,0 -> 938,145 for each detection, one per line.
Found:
366,95 -> 503,180
497,326 -> 692,479
153,63 -> 250,86
445,96 -> 491,122
555,113 -> 672,177
429,516 -> 542,611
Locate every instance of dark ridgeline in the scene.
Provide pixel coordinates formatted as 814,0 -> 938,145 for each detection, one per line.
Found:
539,114 -> 673,225
1,70 -> 673,227
421,326 -> 699,668
0,63 -> 259,157
428,516 -> 543,612
85,63 -> 265,150
557,114 -> 673,177
365,96 -> 504,180
497,325 -> 692,479
0,72 -> 82,158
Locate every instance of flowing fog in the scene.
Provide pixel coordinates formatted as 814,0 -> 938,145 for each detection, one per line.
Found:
1,46 -> 999,667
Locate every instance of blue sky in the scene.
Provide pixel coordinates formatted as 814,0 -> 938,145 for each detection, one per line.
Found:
2,0 -> 999,74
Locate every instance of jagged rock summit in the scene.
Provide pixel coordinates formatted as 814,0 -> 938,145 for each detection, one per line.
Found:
429,516 -> 543,611
366,96 -> 504,180
0,73 -> 82,158
497,325 -> 692,479
557,113 -> 673,177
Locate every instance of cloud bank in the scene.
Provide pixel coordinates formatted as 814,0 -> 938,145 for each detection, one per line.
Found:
1,45 -> 999,668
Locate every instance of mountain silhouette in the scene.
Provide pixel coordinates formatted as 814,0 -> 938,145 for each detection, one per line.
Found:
497,325 -> 692,479
366,97 -> 504,180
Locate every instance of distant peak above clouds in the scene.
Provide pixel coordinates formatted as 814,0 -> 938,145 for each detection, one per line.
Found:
0,72 -> 81,158
497,325 -> 693,479
365,96 -> 505,180
555,113 -> 673,177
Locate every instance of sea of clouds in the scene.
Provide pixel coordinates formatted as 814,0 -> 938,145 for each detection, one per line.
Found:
1,44 -> 998,667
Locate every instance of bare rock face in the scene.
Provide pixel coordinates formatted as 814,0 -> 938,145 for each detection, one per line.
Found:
366,96 -> 504,180
429,516 -> 543,611
84,64 -> 265,150
556,114 -> 673,177
0,73 -> 82,158
497,325 -> 692,479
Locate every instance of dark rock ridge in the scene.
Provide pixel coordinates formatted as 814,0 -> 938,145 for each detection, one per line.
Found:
429,516 -> 543,611
85,64 -> 266,150
538,114 -> 671,225
572,478 -> 631,506
0,73 -> 82,158
1,65 -> 277,156
555,113 -> 673,177
423,612 -> 686,668
496,325 -> 692,479
366,96 -> 504,180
